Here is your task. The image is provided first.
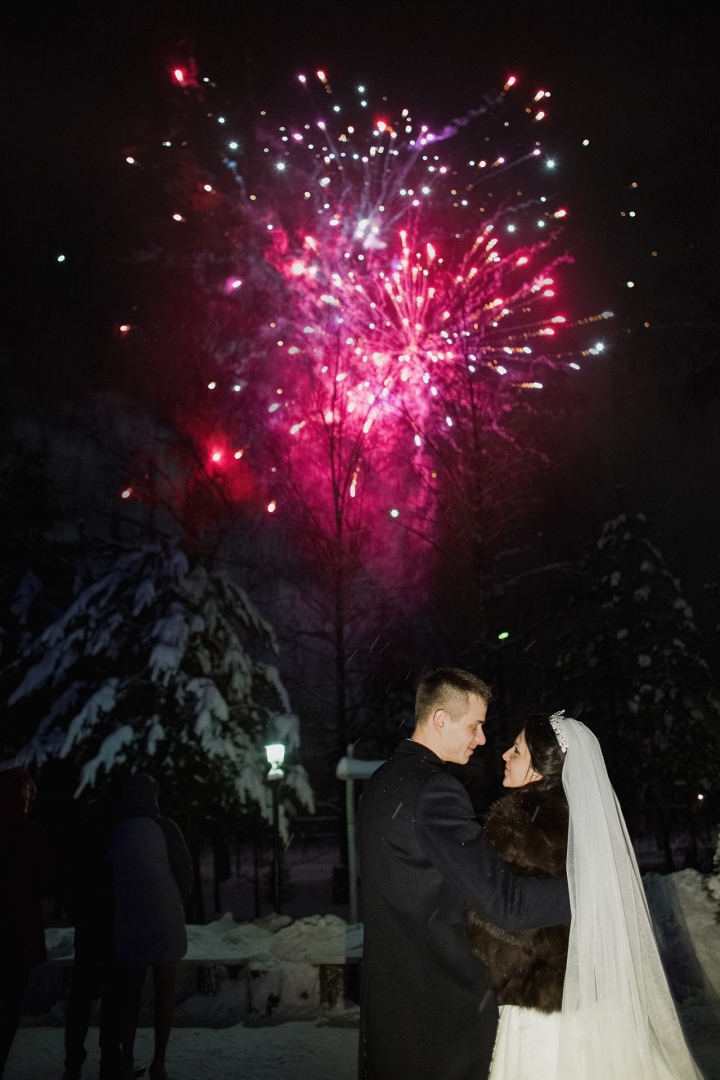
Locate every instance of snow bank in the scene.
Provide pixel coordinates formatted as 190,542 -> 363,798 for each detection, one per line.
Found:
183,912 -> 362,965
645,866 -> 720,1003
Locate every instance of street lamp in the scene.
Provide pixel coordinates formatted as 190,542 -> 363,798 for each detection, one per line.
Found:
265,742 -> 286,913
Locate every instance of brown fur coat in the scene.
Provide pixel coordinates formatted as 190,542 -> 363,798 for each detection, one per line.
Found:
466,784 -> 569,1013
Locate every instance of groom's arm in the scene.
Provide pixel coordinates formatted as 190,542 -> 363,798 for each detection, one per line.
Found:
415,771 -> 570,931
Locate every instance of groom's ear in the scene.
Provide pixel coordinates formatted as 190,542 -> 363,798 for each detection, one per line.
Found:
432,708 -> 447,732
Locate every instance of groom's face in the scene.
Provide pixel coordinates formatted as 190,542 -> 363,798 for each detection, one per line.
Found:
437,694 -> 487,764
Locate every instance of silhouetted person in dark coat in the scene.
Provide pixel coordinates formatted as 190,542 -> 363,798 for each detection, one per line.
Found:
109,775 -> 193,1080
58,798 -> 124,1080
357,670 -> 571,1080
0,768 -> 53,1078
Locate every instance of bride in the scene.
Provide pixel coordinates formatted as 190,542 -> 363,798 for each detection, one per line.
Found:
467,711 -> 702,1080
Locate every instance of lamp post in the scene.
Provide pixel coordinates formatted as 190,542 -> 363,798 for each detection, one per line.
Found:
336,747 -> 386,924
265,742 -> 286,914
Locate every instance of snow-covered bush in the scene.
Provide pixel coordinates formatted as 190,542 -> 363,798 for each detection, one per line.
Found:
3,542 -> 313,831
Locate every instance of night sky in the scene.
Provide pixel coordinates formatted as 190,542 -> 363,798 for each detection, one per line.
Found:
2,0 -> 719,623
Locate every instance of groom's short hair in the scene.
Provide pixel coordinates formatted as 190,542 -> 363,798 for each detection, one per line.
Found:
414,667 -> 492,726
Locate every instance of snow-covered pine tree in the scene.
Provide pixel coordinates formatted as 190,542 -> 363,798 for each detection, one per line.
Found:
555,513 -> 720,805
3,541 -> 313,834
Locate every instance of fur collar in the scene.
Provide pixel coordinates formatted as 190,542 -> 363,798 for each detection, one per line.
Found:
483,784 -> 568,878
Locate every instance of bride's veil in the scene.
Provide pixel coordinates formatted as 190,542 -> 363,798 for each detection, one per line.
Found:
557,716 -> 701,1079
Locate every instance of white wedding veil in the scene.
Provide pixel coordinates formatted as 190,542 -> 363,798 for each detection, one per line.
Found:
556,716 -> 702,1079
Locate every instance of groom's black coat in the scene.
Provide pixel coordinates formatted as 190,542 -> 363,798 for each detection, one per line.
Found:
357,740 -> 571,1080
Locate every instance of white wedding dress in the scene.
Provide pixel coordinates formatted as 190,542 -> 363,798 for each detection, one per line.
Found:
489,1005 -> 560,1080
487,717 -> 701,1080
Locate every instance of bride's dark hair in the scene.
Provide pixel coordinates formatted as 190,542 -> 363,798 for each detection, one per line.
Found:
523,714 -> 566,792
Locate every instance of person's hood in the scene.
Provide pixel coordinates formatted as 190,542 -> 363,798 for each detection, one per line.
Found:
121,774 -> 160,817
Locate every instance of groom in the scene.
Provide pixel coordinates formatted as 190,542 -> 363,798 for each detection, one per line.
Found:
357,668 -> 570,1080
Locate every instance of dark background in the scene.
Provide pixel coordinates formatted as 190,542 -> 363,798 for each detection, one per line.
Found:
3,0 -> 719,588
2,1 -> 720,846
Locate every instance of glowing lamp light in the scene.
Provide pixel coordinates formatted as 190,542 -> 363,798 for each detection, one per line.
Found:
516,256 -> 528,266
414,434 -> 422,446
172,213 -> 184,222
211,451 -> 222,462
535,111 -> 546,121
496,366 -> 507,375
265,743 -> 285,769
203,184 -> 213,192
554,209 -> 567,218
233,385 -> 242,392
207,381 -> 216,389
390,509 -> 400,518
698,794 -> 704,800
627,281 -> 635,288
173,68 -> 185,84
376,120 -> 387,132
234,450 -> 243,459
504,76 -> 517,88
121,488 -> 132,499
595,342 -> 605,351
57,254 -> 66,262
218,117 -> 225,124
498,631 -> 509,640
534,90 -> 546,101
570,363 -> 580,370
126,156 -> 135,164
583,139 -> 590,146
231,279 -> 242,289
267,501 -> 277,513
316,70 -> 327,82
119,324 -> 131,333
298,74 -> 307,84
276,162 -> 286,171
229,142 -> 239,149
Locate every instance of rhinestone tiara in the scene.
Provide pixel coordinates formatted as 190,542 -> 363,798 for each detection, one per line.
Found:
548,710 -> 568,754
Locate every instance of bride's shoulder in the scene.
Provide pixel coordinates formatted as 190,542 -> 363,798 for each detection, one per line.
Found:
484,786 -> 568,871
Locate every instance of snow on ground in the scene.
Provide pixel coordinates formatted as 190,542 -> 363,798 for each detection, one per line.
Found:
4,1023 -> 359,1080
15,858 -> 720,1078
6,1010 -> 720,1080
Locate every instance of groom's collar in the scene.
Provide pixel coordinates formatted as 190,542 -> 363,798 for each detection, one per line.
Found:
395,738 -> 445,766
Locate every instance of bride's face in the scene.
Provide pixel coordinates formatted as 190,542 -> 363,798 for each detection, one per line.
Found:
502,730 -> 542,788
